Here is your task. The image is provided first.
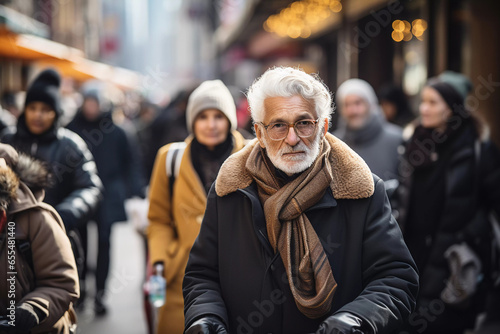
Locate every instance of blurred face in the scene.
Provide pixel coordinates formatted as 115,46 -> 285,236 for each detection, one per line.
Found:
255,95 -> 327,175
380,100 -> 397,121
193,109 -> 230,150
341,94 -> 370,130
82,97 -> 101,121
24,101 -> 56,135
419,86 -> 451,130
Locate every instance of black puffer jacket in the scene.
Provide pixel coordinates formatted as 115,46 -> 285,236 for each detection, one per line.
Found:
1,114 -> 102,230
67,111 -> 146,224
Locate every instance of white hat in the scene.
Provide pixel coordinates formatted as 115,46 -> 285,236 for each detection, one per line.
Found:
186,80 -> 237,134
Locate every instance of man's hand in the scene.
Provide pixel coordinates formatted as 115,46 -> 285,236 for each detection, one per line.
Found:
185,316 -> 228,334
315,312 -> 369,334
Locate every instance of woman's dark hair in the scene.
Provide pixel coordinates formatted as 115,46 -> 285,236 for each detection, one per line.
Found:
378,84 -> 414,126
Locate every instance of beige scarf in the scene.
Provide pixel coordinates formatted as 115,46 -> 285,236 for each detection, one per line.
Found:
245,138 -> 337,319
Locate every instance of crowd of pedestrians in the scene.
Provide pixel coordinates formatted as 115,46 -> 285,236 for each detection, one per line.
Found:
0,65 -> 499,334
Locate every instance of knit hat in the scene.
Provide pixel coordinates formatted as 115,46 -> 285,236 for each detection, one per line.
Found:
438,71 -> 473,100
186,80 -> 237,133
24,69 -> 62,117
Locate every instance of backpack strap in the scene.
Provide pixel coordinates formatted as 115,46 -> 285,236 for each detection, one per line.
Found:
165,142 -> 186,198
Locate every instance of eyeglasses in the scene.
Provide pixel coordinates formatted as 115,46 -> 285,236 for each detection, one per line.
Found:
258,118 -> 319,141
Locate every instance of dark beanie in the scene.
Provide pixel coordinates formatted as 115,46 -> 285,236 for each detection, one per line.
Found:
24,69 -> 62,116
426,76 -> 467,115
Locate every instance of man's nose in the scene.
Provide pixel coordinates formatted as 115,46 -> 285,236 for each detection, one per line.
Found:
284,125 -> 300,146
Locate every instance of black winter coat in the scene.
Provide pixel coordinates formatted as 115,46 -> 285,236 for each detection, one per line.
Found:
183,175 -> 419,334
1,114 -> 102,230
396,122 -> 500,332
67,111 -> 146,225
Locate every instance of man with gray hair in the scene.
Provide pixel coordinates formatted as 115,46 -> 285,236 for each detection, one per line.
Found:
183,67 -> 418,334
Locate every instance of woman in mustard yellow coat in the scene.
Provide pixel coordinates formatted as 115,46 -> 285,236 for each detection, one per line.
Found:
147,80 -> 247,334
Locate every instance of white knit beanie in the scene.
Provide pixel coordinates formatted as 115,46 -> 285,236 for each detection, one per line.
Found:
186,80 -> 237,134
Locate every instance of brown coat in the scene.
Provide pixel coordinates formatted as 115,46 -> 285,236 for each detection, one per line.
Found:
0,147 -> 79,334
147,132 -> 246,334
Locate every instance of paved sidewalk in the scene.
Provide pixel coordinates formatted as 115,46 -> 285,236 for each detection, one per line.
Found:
76,222 -> 148,334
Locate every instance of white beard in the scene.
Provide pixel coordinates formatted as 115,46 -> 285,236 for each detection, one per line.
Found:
262,131 -> 322,175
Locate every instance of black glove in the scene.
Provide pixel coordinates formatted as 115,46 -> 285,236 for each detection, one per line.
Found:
315,312 -> 369,334
14,303 -> 44,333
185,316 -> 228,334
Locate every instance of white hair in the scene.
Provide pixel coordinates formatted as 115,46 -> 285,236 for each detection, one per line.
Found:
246,67 -> 334,127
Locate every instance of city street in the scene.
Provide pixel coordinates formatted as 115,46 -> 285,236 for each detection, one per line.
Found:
76,222 -> 147,334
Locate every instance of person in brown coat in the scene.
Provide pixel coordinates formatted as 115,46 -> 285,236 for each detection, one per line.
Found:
0,143 -> 79,333
147,80 -> 246,334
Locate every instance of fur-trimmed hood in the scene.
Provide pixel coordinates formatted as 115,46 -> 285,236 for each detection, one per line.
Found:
0,144 -> 51,212
215,133 -> 374,199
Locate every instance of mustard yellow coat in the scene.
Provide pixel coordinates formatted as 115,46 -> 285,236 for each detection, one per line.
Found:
147,132 -> 246,334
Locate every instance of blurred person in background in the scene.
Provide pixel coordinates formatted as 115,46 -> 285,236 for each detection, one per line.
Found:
0,69 -> 102,290
0,91 -> 19,132
378,83 -> 415,127
67,90 -> 147,316
147,79 -> 246,334
145,89 -> 193,179
395,71 -> 500,334
334,78 -> 403,180
0,143 -> 79,334
1,91 -> 22,119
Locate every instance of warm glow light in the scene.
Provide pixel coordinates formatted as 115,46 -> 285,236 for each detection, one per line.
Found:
403,20 -> 411,32
392,20 -> 404,32
403,31 -> 413,41
263,0 -> 343,38
330,1 -> 342,13
392,31 -> 404,42
392,18 -> 427,42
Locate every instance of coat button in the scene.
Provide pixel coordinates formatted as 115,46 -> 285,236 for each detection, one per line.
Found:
270,264 -> 275,271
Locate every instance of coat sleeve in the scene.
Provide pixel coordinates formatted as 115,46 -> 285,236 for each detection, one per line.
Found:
183,184 -> 229,329
147,145 -> 176,270
53,133 -> 102,230
20,208 -> 79,332
338,178 -> 419,333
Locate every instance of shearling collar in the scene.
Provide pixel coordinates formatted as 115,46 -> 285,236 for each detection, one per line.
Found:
215,133 -> 374,199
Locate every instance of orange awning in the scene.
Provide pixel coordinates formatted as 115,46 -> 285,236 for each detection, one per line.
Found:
0,29 -> 143,90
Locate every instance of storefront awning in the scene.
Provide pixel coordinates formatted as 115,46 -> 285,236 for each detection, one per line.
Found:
0,28 -> 143,90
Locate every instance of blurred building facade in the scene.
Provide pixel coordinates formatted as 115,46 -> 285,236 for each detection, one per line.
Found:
0,0 -> 220,105
214,0 -> 500,144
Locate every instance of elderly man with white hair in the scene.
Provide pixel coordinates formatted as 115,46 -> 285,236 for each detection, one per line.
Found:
183,67 -> 418,334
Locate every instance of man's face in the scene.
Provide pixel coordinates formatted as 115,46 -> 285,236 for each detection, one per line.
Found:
82,97 -> 101,121
254,95 -> 326,175
341,94 -> 370,130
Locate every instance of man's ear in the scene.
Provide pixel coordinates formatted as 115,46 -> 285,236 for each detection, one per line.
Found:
254,123 -> 266,148
323,118 -> 328,136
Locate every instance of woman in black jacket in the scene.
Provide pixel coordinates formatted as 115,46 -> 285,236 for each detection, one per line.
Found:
396,72 -> 500,334
1,69 -> 102,231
